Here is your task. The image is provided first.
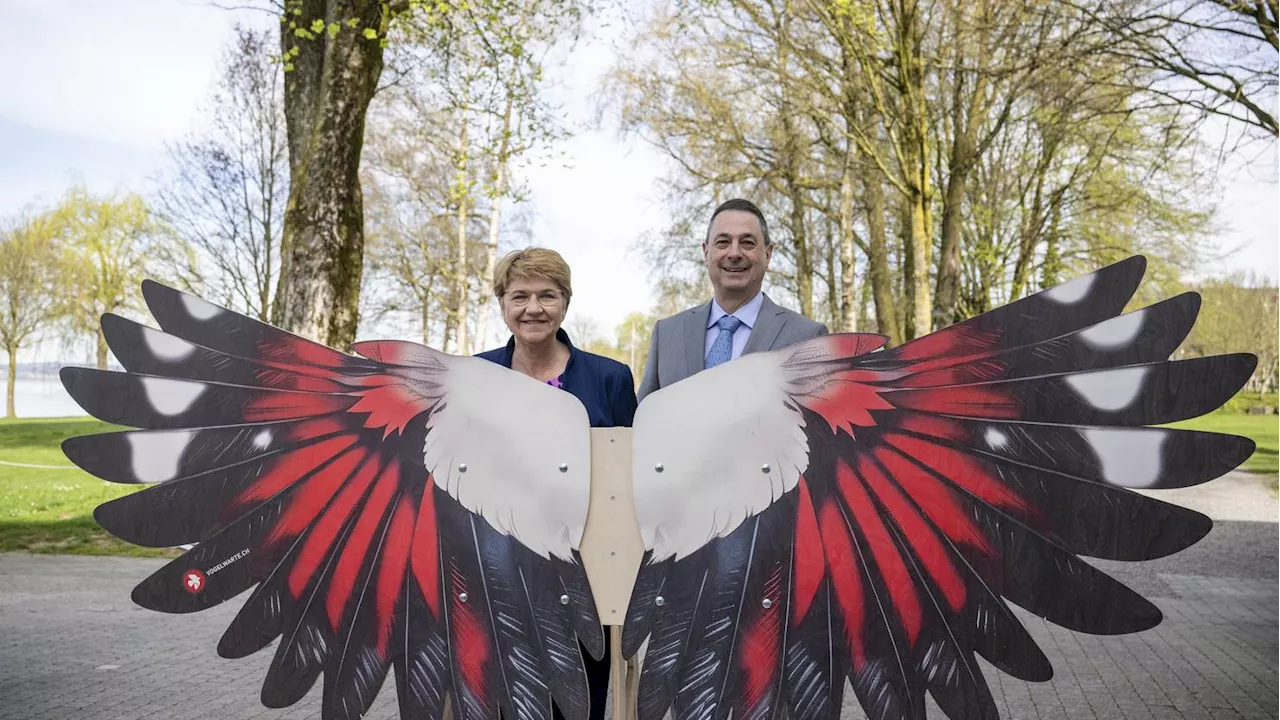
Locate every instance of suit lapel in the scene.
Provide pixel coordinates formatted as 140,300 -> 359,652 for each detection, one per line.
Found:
684,302 -> 712,376
743,294 -> 786,354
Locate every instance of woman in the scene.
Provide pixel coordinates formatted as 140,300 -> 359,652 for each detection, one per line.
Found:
476,247 -> 637,719
477,247 -> 637,427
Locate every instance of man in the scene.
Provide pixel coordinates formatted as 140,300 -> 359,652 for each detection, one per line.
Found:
638,198 -> 828,401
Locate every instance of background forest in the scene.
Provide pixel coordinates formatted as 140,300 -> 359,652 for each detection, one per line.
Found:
1,0 -> 1276,421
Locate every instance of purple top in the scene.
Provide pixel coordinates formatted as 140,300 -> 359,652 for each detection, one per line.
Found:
547,375 -> 565,389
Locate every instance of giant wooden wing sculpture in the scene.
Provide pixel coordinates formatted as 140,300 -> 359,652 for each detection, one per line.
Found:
59,255 -> 1256,720
623,255 -> 1257,720
60,280 -> 604,720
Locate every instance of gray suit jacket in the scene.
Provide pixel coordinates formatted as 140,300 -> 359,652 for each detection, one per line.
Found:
637,294 -> 828,402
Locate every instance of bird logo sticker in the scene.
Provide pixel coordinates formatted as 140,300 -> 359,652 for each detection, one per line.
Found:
182,569 -> 205,594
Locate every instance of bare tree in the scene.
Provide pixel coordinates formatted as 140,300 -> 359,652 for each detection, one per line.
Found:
361,1 -> 579,352
1073,0 -> 1278,143
362,88 -> 487,350
603,1 -> 827,318
154,25 -> 287,320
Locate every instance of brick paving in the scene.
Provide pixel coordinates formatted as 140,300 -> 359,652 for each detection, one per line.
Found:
0,475 -> 1275,720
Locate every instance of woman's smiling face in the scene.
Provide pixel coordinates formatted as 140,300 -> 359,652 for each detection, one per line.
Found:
500,276 -> 567,346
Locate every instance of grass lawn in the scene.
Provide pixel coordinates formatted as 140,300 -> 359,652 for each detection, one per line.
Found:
1168,412 -> 1279,477
0,417 -> 180,557
0,410 -> 1275,557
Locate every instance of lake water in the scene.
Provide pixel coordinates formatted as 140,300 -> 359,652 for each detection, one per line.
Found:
1,376 -> 88,418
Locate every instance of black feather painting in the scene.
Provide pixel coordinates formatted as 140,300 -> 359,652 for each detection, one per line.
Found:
61,256 -> 1256,720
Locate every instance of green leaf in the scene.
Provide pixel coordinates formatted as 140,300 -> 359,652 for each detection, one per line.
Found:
310,18 -> 325,33
363,27 -> 378,39
327,22 -> 340,38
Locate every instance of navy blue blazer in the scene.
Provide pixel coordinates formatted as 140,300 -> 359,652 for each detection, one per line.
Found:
475,329 -> 638,428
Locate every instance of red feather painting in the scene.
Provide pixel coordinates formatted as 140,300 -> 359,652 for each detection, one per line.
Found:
60,256 -> 1256,720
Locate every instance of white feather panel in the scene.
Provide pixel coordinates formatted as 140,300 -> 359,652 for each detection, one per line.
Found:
632,352 -> 809,561
423,355 -> 592,561
128,429 -> 194,483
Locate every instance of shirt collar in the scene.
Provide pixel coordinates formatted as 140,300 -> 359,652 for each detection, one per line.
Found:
708,291 -> 765,330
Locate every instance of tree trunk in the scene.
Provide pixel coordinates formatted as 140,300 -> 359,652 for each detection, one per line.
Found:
259,184 -> 275,322
838,127 -> 857,333
906,151 -> 932,341
1011,169 -> 1048,301
932,6 -> 992,331
788,192 -> 813,317
96,328 -> 109,370
933,158 -> 966,330
864,173 -> 900,345
857,265 -> 873,331
936,116 -> 972,330
905,187 -> 932,339
837,13 -> 859,333
777,1 -> 813,317
901,198 -> 916,340
477,97 -> 513,350
259,107 -> 279,324
420,284 -> 432,346
1040,204 -> 1063,289
442,317 -> 454,354
5,345 -> 15,419
272,0 -> 386,348
824,207 -> 838,327
898,0 -> 933,338
477,203 -> 500,349
454,117 -> 471,355
967,229 -> 995,319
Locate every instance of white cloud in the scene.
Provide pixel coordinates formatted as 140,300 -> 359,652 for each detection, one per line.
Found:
0,0 -> 264,149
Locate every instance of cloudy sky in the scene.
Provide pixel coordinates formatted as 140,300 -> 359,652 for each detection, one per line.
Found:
1,0 -> 1275,353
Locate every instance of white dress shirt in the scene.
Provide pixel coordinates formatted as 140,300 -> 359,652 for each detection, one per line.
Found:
704,292 -> 764,363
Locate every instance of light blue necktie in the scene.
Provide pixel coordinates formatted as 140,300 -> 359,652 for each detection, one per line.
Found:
705,315 -> 743,369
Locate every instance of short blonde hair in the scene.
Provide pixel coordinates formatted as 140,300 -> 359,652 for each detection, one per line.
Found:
493,247 -> 573,306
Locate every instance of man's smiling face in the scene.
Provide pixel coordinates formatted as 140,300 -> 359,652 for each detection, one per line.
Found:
704,209 -> 772,303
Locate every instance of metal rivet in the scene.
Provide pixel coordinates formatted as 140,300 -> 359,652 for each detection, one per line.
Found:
655,596 -> 666,607
559,463 -> 568,472
654,463 -> 664,473
762,598 -> 773,609
761,464 -> 771,474
459,592 -> 469,603
559,594 -> 570,605
610,551 -> 616,557
458,463 -> 467,473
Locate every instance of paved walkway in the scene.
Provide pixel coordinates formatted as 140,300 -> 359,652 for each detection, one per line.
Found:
0,472 -> 1275,720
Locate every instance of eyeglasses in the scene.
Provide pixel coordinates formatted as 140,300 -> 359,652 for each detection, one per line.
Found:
505,290 -> 563,307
